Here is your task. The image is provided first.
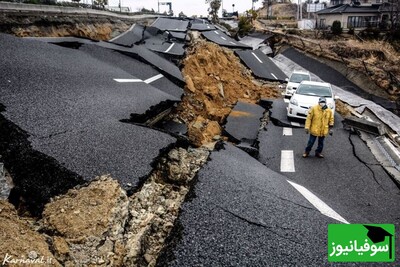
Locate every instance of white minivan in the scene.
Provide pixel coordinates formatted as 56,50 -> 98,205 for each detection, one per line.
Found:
285,70 -> 311,98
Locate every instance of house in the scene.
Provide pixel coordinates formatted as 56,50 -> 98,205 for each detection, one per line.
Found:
316,0 -> 393,30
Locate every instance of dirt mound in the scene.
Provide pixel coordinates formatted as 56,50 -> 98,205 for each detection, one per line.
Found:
174,40 -> 280,146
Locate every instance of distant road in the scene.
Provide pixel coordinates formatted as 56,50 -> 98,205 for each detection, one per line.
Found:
0,2 -> 158,20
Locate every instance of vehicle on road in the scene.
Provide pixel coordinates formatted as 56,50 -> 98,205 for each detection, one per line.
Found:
284,70 -> 311,98
287,81 -> 337,119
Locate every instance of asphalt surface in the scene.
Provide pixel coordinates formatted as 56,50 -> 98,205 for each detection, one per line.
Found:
151,17 -> 189,32
0,33 -> 177,213
31,36 -> 185,83
258,102 -> 400,264
202,30 -> 251,49
111,24 -> 186,56
224,101 -> 265,145
157,143 -> 340,266
78,44 -> 183,98
235,49 -> 287,82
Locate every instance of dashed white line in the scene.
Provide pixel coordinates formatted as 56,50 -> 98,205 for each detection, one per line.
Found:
251,52 -> 263,64
287,180 -> 349,224
229,41 -> 236,45
283,127 -> 293,136
144,74 -> 164,84
114,79 -> 143,83
221,37 -> 227,40
214,30 -> 219,35
280,150 -> 295,172
164,43 -> 175,53
271,73 -> 278,80
291,121 -> 301,127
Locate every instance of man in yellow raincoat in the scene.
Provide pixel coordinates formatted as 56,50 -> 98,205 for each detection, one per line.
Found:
303,97 -> 334,158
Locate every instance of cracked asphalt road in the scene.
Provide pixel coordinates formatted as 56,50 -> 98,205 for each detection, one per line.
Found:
158,143 -> 339,266
0,33 -> 177,212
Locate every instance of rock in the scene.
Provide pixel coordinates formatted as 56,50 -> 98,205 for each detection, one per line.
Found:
218,83 -> 225,98
185,75 -> 196,93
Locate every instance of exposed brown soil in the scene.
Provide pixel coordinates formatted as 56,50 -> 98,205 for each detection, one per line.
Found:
173,40 -> 280,147
0,12 -> 154,40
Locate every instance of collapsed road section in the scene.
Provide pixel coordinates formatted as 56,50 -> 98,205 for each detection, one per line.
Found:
0,15 -> 284,266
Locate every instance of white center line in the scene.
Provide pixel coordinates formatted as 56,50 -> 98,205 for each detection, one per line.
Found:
280,150 -> 295,172
114,79 -> 143,83
283,98 -> 290,103
221,37 -> 227,40
291,121 -> 300,127
287,180 -> 349,224
251,52 -> 263,64
271,73 -> 278,80
144,74 -> 164,84
164,43 -> 175,53
214,30 -> 219,35
283,127 -> 293,136
229,41 -> 236,45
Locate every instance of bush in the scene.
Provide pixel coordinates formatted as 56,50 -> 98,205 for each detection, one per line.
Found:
331,20 -> 342,35
238,16 -> 253,37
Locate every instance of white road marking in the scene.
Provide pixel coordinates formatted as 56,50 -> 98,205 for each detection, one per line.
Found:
283,98 -> 290,103
164,43 -> 175,53
214,30 -> 219,35
114,79 -> 143,83
283,127 -> 293,136
287,180 -> 349,224
280,150 -> 295,172
251,52 -> 263,64
271,73 -> 278,80
291,121 -> 300,127
221,37 -> 227,40
109,24 -> 135,42
229,41 -> 236,45
144,74 -> 164,84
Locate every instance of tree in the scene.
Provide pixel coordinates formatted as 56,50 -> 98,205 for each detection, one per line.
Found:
178,11 -> 187,18
207,0 -> 221,23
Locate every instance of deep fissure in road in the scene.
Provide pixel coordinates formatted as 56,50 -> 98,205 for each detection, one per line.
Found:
0,108 -> 84,217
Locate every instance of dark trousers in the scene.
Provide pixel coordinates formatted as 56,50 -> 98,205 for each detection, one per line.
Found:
305,134 -> 325,154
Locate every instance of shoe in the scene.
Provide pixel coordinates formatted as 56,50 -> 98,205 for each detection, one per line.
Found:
315,153 -> 324,158
302,152 -> 309,158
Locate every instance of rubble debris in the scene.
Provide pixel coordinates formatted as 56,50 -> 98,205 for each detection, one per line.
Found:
0,200 -> 62,266
171,40 -> 280,147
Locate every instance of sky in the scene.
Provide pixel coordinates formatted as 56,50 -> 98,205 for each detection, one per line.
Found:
107,0 -> 264,17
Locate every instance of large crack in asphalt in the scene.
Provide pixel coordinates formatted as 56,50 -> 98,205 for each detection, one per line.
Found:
216,205 -> 303,245
0,106 -> 84,217
348,132 -> 386,191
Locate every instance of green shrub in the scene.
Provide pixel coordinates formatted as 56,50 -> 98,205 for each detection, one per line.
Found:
331,20 -> 342,35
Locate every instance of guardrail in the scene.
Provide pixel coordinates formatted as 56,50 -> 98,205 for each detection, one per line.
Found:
0,2 -> 158,19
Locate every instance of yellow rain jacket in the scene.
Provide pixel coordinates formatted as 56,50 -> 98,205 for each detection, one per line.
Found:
305,105 -> 334,137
